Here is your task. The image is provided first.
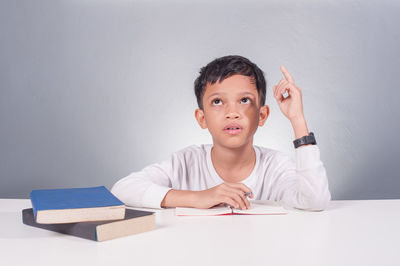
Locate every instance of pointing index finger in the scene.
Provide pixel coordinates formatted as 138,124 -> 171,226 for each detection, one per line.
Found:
280,65 -> 294,83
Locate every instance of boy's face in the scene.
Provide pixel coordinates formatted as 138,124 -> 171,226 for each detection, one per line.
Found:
195,74 -> 269,149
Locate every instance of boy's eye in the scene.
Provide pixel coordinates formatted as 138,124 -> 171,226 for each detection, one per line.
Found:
241,97 -> 251,104
212,99 -> 222,105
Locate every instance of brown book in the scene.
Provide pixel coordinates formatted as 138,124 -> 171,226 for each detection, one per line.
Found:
22,208 -> 155,241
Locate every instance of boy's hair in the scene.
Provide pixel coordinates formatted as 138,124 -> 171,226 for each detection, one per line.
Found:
194,55 -> 266,109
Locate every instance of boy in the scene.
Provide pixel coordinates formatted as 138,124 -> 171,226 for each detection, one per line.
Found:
111,55 -> 331,211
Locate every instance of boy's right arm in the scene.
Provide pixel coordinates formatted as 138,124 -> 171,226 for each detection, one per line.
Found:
111,153 -> 251,209
111,160 -> 174,209
111,156 -> 253,209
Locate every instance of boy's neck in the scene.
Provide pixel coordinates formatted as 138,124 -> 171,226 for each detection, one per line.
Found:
210,141 -> 256,183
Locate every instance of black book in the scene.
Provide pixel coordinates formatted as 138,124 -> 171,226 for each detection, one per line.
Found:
22,208 -> 155,242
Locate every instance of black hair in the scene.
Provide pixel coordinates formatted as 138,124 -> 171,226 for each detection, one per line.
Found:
194,55 -> 266,109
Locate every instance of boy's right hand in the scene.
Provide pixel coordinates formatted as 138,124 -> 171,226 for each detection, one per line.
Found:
193,182 -> 254,210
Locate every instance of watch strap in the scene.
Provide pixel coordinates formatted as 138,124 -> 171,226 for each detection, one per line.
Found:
293,132 -> 317,149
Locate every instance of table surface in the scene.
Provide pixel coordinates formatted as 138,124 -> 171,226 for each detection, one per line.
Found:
1,199 -> 399,266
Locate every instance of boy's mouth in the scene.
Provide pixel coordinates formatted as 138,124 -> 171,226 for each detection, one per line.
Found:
223,123 -> 243,135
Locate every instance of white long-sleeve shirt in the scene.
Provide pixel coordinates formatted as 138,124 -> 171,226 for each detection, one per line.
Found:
111,144 -> 331,211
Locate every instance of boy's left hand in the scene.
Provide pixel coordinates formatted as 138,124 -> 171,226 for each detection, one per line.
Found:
273,66 -> 305,122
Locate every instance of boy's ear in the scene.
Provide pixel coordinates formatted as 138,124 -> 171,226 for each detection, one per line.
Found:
195,109 -> 208,129
258,105 -> 270,127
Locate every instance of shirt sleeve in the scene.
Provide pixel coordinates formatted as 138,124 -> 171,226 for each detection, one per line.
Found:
110,158 -> 173,209
268,145 -> 331,211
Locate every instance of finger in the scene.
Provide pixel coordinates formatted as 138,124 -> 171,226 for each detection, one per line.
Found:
279,80 -> 298,96
224,187 -> 250,209
275,79 -> 288,99
280,65 -> 294,83
279,85 -> 290,99
226,184 -> 253,209
274,79 -> 287,98
277,78 -> 286,87
279,84 -> 299,99
223,189 -> 246,210
221,196 -> 239,209
229,192 -> 247,210
276,80 -> 289,102
243,194 -> 251,209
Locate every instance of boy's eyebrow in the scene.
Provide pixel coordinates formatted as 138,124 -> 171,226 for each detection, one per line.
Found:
207,91 -> 256,99
207,92 -> 226,99
240,92 -> 257,97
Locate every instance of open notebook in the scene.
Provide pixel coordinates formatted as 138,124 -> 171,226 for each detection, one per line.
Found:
175,201 -> 288,216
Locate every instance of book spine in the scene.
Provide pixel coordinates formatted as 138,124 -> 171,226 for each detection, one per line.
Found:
29,193 -> 38,219
22,209 -> 97,241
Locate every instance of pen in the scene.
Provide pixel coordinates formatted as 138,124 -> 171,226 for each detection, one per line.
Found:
244,192 -> 253,197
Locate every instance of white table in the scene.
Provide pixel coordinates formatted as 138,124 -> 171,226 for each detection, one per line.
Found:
1,199 -> 399,266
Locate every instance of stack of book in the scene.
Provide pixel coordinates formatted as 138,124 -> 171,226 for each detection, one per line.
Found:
22,186 -> 155,242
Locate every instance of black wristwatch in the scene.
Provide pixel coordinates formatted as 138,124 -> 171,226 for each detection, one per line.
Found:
293,132 -> 317,149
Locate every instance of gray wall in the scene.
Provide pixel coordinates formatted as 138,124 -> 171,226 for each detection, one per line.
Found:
1,0 -> 399,199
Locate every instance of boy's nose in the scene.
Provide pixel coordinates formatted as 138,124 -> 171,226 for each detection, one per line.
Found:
225,109 -> 240,119
225,112 -> 240,119
225,103 -> 241,119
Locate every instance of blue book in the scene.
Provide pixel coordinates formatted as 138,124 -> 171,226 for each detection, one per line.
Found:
30,186 -> 125,224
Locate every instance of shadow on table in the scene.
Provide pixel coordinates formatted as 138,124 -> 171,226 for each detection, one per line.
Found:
281,201 -> 347,213
0,211 -> 68,239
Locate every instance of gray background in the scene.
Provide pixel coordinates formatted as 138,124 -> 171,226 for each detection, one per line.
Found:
1,0 -> 399,199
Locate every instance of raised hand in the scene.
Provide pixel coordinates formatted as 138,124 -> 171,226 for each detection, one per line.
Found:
273,65 -> 310,139
273,66 -> 305,122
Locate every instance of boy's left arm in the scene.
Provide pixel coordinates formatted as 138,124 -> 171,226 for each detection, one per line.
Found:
271,66 -> 331,210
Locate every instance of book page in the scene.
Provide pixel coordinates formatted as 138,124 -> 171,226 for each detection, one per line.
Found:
232,202 -> 288,215
175,206 -> 232,216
